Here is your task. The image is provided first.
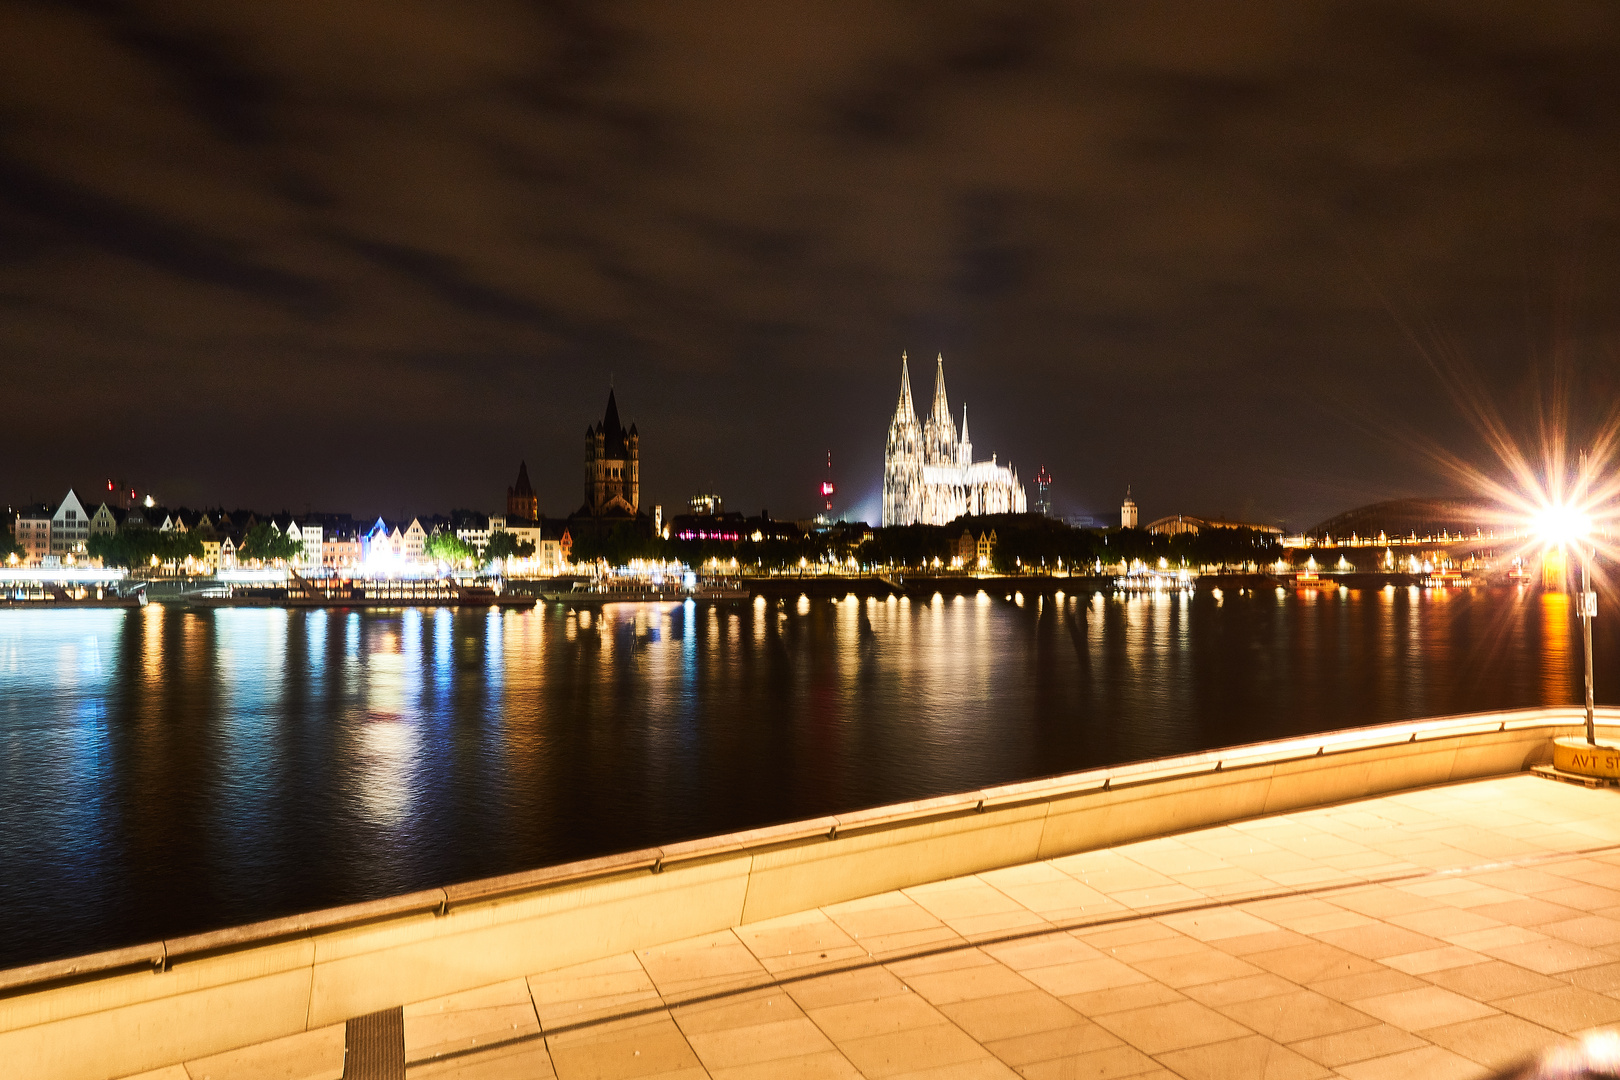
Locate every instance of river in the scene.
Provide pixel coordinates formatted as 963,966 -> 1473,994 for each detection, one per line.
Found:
0,584 -> 1612,969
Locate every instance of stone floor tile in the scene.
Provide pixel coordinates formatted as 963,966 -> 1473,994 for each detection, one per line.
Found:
905,879 -> 1033,923
670,987 -> 805,1035
637,930 -> 772,1000
1283,1023 -> 1427,1068
1270,909 -> 1378,935
1089,998 -> 1252,1054
977,1017 -> 1122,1066
1381,945 -> 1489,976
1332,1043 -> 1489,1080
806,991 -> 947,1042
1444,925 -> 1547,951
1483,938 -> 1618,975
1180,973 -> 1300,1007
976,864 -> 1117,922
682,1015 -> 834,1071
530,954 -> 663,1029
1418,960 -> 1566,1001
183,1024 -> 345,1080
884,1059 -> 1020,1080
978,932 -> 1103,972
1537,883 -> 1620,911
1346,986 -> 1498,1031
405,979 -> 541,1066
1045,857 -> 1175,899
936,989 -> 1092,1046
1014,1043 -> 1163,1079
1539,915 -> 1620,947
1491,984 -> 1620,1033
822,892 -> 957,954
1419,1013 -> 1566,1069
1073,922 -> 1182,950
898,959 -> 1038,1007
1465,868 -> 1580,895
1562,960 -> 1620,993
785,963 -> 910,1011
1244,942 -> 1385,985
1304,969 -> 1429,1004
708,1049 -> 861,1080
1103,933 -> 1206,966
1310,923 -> 1446,961
947,910 -> 1056,942
1207,928 -> 1317,956
1383,908 -> 1504,939
1058,978 -> 1184,1017
1427,886 -> 1527,909
733,909 -> 864,976
1098,884 -> 1209,911
406,1040 -> 556,1080
833,1020 -> 990,1078
1153,1033 -> 1332,1080
544,1013 -> 703,1080
1020,957 -> 1154,999
1152,907 -> 1278,942
1212,989 -> 1378,1043
1125,946 -> 1264,989
1322,886 -> 1443,920
1467,898 -> 1586,928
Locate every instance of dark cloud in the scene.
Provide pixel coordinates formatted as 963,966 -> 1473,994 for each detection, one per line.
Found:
3,0 -> 1620,525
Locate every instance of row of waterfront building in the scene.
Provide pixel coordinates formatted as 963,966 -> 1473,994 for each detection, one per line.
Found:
8,489 -> 572,574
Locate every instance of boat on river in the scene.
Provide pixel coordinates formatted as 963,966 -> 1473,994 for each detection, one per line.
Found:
539,577 -> 752,606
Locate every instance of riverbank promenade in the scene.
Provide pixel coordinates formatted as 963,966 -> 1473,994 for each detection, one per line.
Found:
7,709 -> 1620,1080
155,773 -> 1620,1080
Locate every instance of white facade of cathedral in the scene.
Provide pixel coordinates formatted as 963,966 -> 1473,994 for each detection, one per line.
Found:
883,354 -> 1027,527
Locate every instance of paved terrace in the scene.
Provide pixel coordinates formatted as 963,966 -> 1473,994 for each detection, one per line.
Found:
142,773 -> 1620,1080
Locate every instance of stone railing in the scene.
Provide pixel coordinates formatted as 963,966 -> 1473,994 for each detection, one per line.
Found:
3,706 -> 1614,1080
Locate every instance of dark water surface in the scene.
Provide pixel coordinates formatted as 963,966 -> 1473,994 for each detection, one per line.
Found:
1,586 -> 1615,969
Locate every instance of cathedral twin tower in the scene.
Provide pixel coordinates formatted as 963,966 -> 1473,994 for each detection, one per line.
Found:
882,354 -> 1027,527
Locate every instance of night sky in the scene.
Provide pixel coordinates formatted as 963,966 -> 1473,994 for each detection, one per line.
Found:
5,2 -> 1620,528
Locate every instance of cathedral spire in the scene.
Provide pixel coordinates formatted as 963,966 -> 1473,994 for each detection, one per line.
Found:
896,352 -> 915,419
930,353 -> 953,432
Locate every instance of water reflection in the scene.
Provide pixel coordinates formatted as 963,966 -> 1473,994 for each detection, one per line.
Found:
0,587 -> 1614,969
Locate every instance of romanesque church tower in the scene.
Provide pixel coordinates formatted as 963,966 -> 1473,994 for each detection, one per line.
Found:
581,388 -> 639,517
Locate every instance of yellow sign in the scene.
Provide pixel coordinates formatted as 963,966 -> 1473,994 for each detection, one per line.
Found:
1553,736 -> 1620,779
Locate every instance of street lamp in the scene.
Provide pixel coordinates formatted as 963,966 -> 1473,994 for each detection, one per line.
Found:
1534,499 -> 1597,745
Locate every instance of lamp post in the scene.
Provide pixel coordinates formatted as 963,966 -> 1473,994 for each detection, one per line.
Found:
1579,535 -> 1597,745
1543,452 -> 1616,780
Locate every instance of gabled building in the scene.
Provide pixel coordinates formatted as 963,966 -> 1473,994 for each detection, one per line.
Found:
403,519 -> 427,562
50,490 -> 90,557
89,503 -> 125,538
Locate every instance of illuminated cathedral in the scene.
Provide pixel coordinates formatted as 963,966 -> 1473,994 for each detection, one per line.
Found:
883,354 -> 1027,527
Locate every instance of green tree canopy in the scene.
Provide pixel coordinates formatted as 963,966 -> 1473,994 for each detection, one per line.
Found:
485,530 -> 536,560
88,528 -> 204,568
424,531 -> 476,564
240,523 -> 304,563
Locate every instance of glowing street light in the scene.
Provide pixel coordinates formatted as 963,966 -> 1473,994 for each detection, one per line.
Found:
1534,493 -> 1599,746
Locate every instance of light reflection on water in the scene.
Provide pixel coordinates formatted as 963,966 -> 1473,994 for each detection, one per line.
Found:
0,586 -> 1613,969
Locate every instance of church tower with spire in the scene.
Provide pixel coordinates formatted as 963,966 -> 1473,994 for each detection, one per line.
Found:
881,352 -> 1027,526
581,387 -> 639,517
882,354 -> 924,526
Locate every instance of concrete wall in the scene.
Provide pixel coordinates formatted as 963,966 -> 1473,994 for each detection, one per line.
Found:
2,707 -> 1614,1080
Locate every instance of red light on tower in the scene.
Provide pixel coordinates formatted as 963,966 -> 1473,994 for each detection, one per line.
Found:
821,451 -> 836,513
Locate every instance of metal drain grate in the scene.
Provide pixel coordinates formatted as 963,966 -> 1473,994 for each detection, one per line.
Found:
343,1007 -> 404,1080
